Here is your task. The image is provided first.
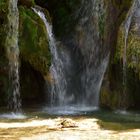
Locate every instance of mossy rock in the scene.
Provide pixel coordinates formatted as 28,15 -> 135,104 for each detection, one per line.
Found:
100,66 -> 140,110
19,6 -> 51,77
0,0 -> 9,106
116,3 -> 140,76
0,2 -> 51,106
100,63 -> 133,110
117,28 -> 140,77
100,4 -> 140,110
0,0 -> 8,47
20,60 -> 46,106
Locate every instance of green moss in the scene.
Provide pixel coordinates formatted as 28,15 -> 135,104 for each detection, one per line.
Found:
100,86 -> 132,110
101,15 -> 140,109
100,86 -> 122,109
19,6 -> 51,76
117,27 -> 140,77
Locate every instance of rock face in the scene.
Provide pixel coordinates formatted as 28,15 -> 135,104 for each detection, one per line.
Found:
0,0 -> 10,106
18,0 -> 35,8
19,5 -> 51,105
42,0 -> 138,109
100,0 -> 140,109
0,1 -> 51,106
35,0 -> 82,38
19,6 -> 51,77
0,0 -> 139,109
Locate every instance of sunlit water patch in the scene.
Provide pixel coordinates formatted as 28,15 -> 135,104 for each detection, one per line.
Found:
0,119 -> 57,128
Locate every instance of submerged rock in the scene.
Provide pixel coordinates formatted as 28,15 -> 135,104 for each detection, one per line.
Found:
60,119 -> 77,128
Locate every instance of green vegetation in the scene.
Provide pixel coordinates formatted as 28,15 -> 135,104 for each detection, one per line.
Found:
0,2 -> 51,105
19,6 -> 51,76
117,27 -> 140,76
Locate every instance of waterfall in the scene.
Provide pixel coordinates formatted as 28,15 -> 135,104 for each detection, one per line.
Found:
75,0 -> 109,107
33,1 -> 109,114
5,0 -> 21,112
32,8 -> 68,106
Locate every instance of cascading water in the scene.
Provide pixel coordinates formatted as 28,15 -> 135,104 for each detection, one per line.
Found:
33,1 -> 110,115
32,8 -> 68,107
75,0 -> 109,107
5,0 -> 21,112
122,0 -> 140,106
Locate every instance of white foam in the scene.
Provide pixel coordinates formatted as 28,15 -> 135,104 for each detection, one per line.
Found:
43,105 -> 99,115
0,112 -> 27,119
114,110 -> 130,115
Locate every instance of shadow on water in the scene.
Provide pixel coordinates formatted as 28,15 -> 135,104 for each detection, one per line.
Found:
90,109 -> 140,131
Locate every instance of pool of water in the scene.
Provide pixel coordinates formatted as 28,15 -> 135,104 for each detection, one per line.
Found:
0,107 -> 140,140
42,105 -> 99,115
0,106 -> 139,123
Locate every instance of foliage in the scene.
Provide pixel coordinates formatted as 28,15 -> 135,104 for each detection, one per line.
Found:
117,26 -> 140,77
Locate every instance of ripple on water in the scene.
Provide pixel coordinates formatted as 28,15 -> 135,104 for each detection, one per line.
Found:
43,105 -> 99,115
